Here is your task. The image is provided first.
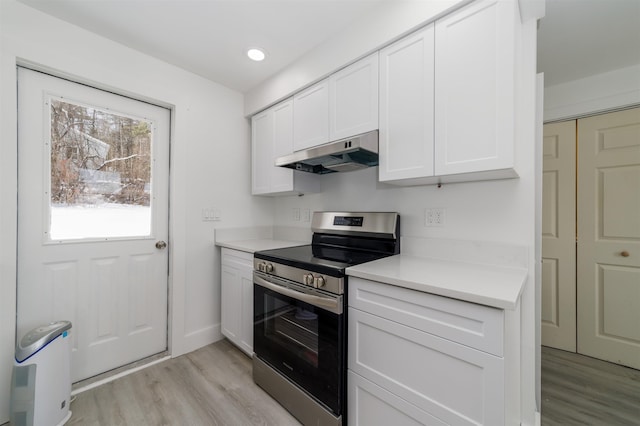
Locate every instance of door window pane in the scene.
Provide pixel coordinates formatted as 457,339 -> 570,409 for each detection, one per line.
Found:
49,99 -> 152,240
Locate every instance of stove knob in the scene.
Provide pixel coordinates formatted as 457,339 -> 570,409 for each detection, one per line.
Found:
265,263 -> 274,273
257,262 -> 266,272
314,276 -> 326,288
303,273 -> 314,286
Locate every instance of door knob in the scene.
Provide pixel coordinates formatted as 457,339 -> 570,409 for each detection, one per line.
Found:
620,250 -> 630,257
156,241 -> 167,250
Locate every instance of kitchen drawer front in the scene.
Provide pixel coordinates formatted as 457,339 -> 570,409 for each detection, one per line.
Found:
348,308 -> 504,426
349,277 -> 503,356
221,247 -> 253,269
348,370 -> 446,426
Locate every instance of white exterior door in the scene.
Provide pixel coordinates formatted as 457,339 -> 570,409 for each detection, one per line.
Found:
17,67 -> 170,382
577,107 -> 640,369
541,121 -> 577,351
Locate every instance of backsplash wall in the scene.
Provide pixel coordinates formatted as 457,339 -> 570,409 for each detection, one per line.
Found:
273,166 -> 532,245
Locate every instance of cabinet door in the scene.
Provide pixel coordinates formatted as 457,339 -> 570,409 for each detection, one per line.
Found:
434,0 -> 515,176
349,308 -> 504,425
239,267 -> 254,355
293,79 -> 329,151
329,53 -> 379,141
251,109 -> 274,195
379,24 -> 435,182
221,263 -> 241,345
348,371 -> 447,426
349,277 -> 503,356
270,99 -> 295,193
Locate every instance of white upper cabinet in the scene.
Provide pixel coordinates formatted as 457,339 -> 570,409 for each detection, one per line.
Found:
293,80 -> 330,151
379,0 -> 519,186
379,24 -> 435,182
292,54 -> 379,152
434,0 -> 516,176
252,98 -> 319,196
271,100 -> 297,193
251,109 -> 273,194
329,53 -> 379,141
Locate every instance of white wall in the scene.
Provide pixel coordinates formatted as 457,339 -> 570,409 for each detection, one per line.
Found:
244,0 -> 466,116
544,63 -> 640,122
0,1 -> 273,421
246,1 -> 540,423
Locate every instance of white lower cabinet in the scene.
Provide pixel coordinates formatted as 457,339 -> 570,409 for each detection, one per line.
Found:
220,248 -> 254,355
348,371 -> 446,426
348,277 -> 512,425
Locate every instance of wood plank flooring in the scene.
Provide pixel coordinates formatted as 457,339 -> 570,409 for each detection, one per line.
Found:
541,346 -> 640,425
67,341 -> 640,425
68,339 -> 301,425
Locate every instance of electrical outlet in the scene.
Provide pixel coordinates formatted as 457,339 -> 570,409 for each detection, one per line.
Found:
433,208 -> 444,225
292,208 -> 300,221
301,208 -> 310,222
424,208 -> 445,227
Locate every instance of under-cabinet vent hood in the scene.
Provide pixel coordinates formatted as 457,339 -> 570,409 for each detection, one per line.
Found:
275,130 -> 378,174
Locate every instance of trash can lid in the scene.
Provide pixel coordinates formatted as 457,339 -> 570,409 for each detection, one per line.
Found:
16,320 -> 72,363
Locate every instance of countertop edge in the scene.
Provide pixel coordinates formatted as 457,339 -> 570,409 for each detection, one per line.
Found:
347,256 -> 528,310
216,239 -> 307,253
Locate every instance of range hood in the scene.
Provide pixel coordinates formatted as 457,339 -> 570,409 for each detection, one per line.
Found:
275,130 -> 378,174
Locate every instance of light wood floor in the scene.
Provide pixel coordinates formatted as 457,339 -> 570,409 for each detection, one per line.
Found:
541,346 -> 640,425
66,341 -> 640,425
68,339 -> 301,425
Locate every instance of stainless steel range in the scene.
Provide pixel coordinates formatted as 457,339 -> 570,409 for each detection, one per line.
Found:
253,211 -> 400,426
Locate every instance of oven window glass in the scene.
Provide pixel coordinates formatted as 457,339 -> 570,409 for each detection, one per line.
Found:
254,283 -> 343,415
274,305 -> 320,367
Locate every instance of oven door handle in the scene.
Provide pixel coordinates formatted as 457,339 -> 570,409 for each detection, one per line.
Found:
254,273 -> 343,315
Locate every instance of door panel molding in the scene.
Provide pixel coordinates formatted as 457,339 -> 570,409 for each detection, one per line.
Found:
541,120 -> 577,352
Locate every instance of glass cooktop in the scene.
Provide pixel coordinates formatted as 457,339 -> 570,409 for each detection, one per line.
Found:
254,244 -> 394,277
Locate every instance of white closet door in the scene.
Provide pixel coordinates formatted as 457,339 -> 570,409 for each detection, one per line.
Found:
577,107 -> 640,369
541,121 -> 577,352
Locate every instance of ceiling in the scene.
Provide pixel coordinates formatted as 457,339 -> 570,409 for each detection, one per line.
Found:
16,0 -> 640,93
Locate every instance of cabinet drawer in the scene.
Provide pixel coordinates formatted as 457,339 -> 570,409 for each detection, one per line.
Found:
348,308 -> 504,426
349,277 -> 503,356
221,247 -> 253,268
348,371 -> 446,426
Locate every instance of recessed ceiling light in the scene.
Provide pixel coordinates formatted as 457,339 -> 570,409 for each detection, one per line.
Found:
247,48 -> 266,62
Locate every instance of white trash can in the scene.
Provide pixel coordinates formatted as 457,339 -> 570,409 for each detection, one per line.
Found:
10,321 -> 73,426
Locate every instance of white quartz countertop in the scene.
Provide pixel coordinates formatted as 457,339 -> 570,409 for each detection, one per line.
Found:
347,254 -> 528,310
216,239 -> 306,253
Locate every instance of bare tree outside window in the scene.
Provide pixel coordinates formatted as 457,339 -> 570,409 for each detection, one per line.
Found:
49,99 -> 153,240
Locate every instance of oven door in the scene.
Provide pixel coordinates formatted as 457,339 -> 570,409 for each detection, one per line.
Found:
253,271 -> 344,416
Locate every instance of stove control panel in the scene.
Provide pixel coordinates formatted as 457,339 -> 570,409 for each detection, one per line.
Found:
303,273 -> 325,288
253,259 -> 343,295
256,261 -> 274,273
